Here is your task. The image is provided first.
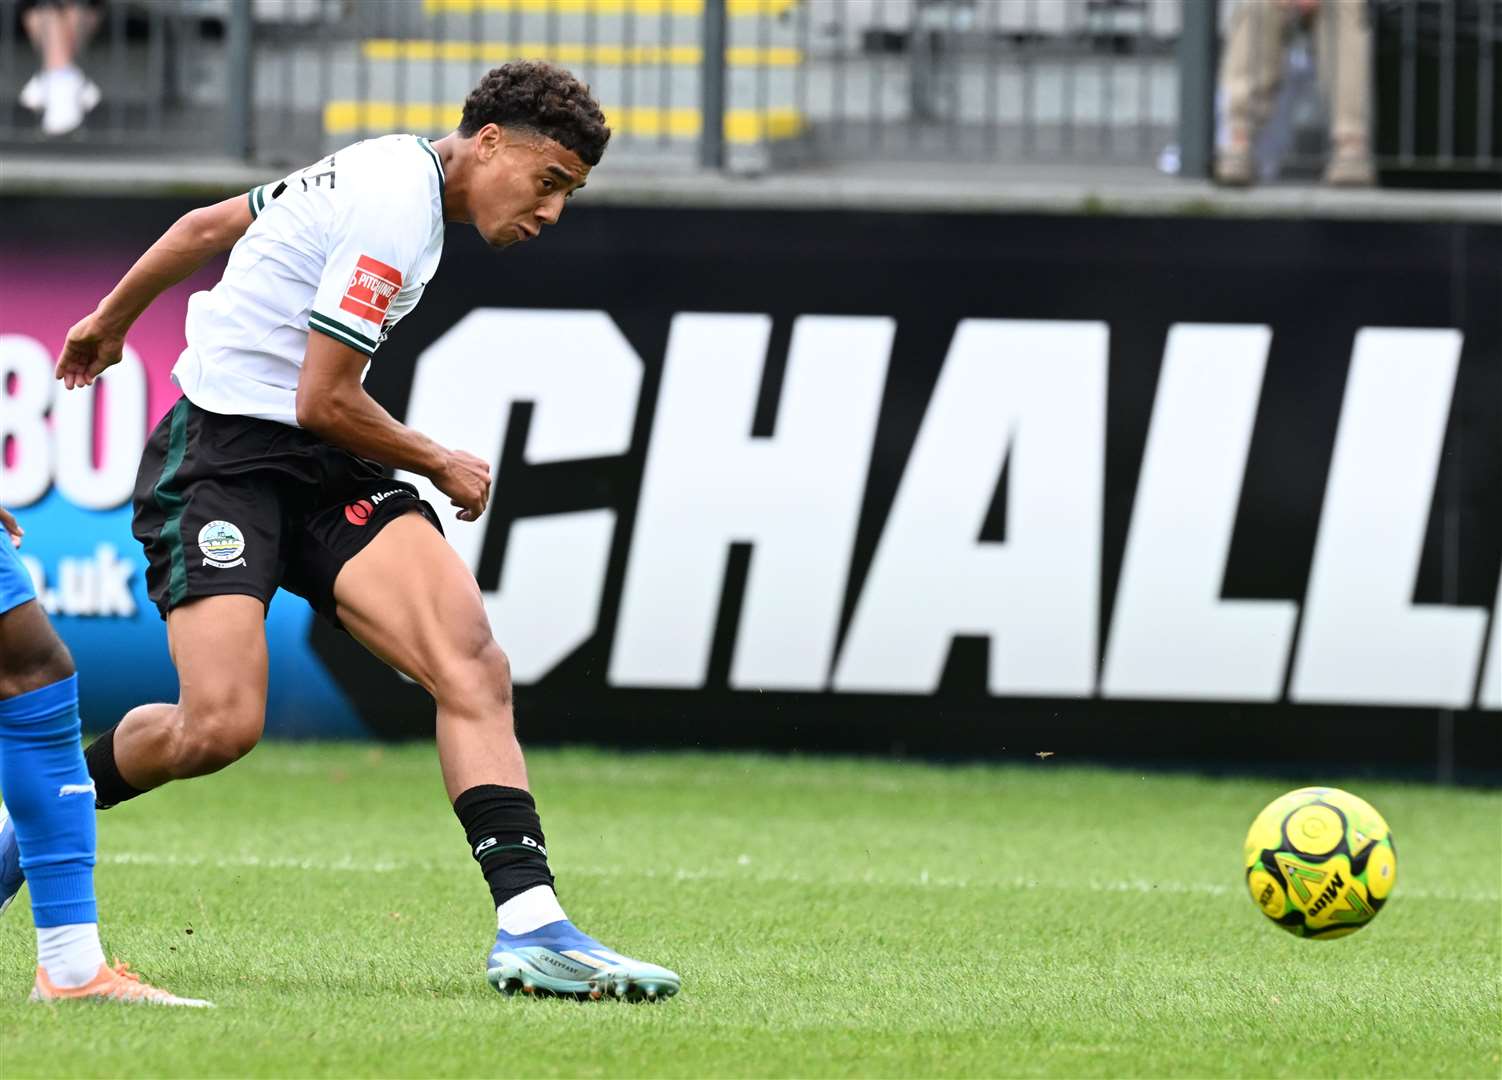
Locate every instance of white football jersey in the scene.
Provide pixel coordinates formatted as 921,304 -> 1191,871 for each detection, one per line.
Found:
171,134 -> 447,427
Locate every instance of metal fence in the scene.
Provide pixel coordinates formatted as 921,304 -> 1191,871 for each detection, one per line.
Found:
784,0 -> 1183,165
0,0 -> 1497,184
1373,0 -> 1497,176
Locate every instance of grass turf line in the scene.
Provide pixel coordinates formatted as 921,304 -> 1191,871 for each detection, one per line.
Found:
1,745 -> 1498,1078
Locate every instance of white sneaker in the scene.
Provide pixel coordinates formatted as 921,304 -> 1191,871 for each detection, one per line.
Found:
79,75 -> 101,115
19,72 -> 45,112
41,67 -> 85,136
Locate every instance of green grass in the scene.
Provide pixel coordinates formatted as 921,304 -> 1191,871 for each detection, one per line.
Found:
2,744 -> 1499,1078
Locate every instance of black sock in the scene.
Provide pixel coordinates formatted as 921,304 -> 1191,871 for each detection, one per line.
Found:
84,725 -> 146,810
453,785 -> 555,909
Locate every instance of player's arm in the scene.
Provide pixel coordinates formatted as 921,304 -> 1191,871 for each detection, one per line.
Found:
296,332 -> 492,522
55,193 -> 256,390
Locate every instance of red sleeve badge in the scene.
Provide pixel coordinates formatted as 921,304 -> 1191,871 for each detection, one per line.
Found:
340,254 -> 403,323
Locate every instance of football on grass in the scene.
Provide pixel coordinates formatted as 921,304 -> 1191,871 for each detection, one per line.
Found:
1243,786 -> 1397,939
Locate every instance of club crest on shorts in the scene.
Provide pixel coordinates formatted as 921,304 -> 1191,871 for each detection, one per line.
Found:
198,520 -> 247,569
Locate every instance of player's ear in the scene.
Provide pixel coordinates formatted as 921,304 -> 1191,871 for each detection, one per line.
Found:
474,124 -> 503,162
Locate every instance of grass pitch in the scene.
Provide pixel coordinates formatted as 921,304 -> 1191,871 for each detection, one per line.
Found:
1,744 -> 1498,1078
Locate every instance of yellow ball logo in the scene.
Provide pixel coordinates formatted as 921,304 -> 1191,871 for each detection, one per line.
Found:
1247,869 -> 1286,918
1287,804 -> 1342,856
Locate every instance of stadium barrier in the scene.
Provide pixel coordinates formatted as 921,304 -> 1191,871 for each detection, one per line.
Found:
4,0 -> 1498,182
1,196 -> 1498,777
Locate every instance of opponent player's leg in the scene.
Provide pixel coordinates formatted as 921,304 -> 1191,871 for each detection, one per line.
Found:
83,595 -> 268,805
0,592 -> 98,963
332,512 -> 679,1001
0,538 -> 206,1005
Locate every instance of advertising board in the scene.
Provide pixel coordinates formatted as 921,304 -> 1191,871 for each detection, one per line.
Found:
3,199 -> 1498,772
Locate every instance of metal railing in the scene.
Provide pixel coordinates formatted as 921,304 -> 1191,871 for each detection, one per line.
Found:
1374,0 -> 1497,177
0,0 -> 1496,185
781,0 -> 1183,165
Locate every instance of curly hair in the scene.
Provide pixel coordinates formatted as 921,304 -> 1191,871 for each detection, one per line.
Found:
459,61 -> 611,166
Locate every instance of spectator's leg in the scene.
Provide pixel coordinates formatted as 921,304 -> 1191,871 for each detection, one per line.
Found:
64,3 -> 101,114
17,8 -> 51,111
22,3 -> 73,71
1318,0 -> 1375,185
31,2 -> 100,137
64,2 -> 100,49
1216,0 -> 1289,185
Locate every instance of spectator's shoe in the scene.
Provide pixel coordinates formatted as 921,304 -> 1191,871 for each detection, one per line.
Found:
78,74 -> 101,116
32,961 -> 213,1007
18,72 -> 45,112
22,68 -> 97,125
1214,147 -> 1254,187
0,804 -> 23,917
41,66 -> 86,136
1324,146 -> 1375,187
486,921 -> 680,1002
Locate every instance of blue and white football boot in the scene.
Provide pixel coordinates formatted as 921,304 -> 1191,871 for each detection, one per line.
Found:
487,919 -> 681,1002
0,803 -> 24,917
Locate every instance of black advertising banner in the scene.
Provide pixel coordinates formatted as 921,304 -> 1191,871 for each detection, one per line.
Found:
3,199 -> 1499,776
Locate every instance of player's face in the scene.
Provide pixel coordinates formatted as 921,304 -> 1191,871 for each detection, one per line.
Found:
472,129 -> 590,249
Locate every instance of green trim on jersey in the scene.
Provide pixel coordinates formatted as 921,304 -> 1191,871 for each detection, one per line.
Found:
418,138 -> 446,200
309,311 -> 378,356
153,400 -> 191,606
248,184 -> 270,219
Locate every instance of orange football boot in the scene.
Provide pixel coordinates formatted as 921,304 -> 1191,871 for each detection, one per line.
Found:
30,960 -> 212,1007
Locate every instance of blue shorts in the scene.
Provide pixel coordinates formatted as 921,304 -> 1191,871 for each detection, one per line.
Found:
0,535 -> 38,616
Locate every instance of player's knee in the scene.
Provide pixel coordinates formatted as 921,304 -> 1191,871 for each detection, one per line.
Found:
169,700 -> 263,776
0,628 -> 75,700
32,637 -> 75,686
432,633 -> 513,714
464,639 -> 513,709
25,644 -> 75,693
478,641 -> 513,707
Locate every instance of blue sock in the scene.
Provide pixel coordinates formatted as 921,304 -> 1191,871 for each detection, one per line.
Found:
0,675 -> 97,927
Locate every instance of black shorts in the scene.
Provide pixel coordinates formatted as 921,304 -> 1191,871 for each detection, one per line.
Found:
132,398 -> 443,626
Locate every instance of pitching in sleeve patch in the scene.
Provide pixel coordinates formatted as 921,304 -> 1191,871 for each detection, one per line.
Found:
339,254 -> 403,324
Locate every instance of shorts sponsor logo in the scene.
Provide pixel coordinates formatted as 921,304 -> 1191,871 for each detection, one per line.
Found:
340,254 -> 403,324
198,520 -> 247,569
345,489 -> 412,526
345,499 -> 373,526
370,488 -> 410,506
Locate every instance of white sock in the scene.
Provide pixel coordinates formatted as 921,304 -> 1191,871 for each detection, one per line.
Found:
37,923 -> 106,988
497,885 -> 568,935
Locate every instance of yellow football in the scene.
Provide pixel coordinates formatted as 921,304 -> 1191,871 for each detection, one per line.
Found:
1243,786 -> 1397,939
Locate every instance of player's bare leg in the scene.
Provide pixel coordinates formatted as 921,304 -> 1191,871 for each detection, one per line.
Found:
86,595 -> 268,802
333,512 -> 679,1001
332,514 -> 522,799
